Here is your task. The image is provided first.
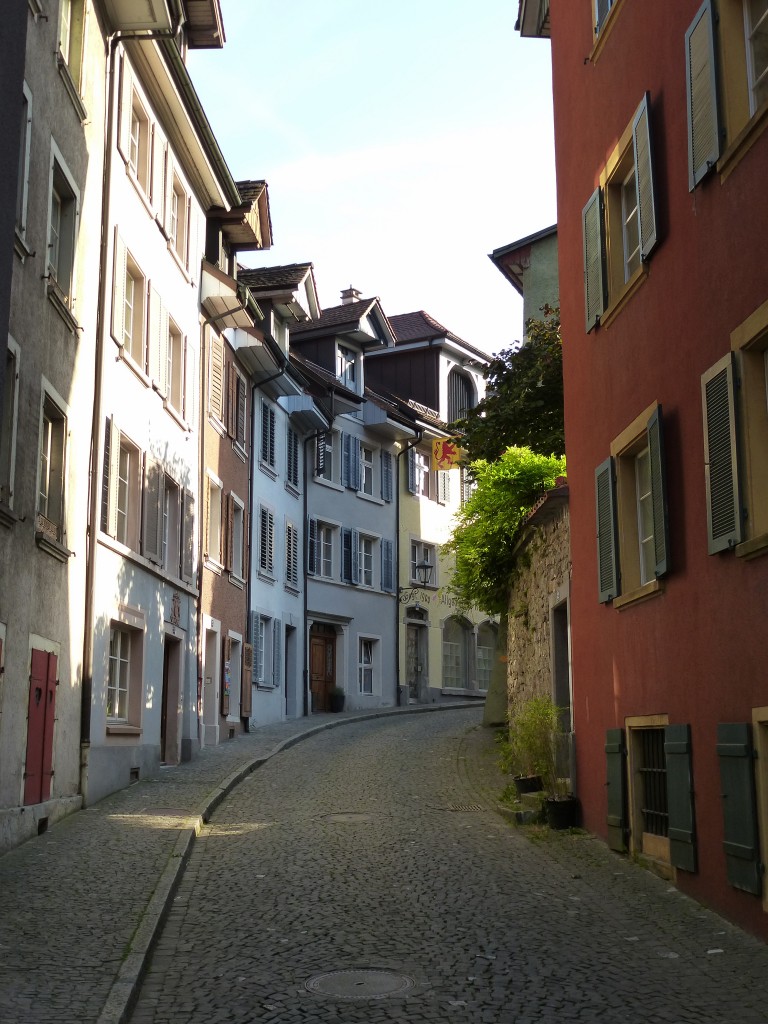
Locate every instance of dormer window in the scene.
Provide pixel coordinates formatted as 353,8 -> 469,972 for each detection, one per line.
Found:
337,344 -> 358,390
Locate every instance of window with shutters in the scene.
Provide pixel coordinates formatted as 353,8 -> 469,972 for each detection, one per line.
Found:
58,0 -> 85,91
409,448 -> 433,499
208,332 -> 225,424
1,339 -> 20,510
230,494 -> 245,581
702,300 -> 768,558
162,476 -> 181,577
307,519 -> 336,579
315,430 -> 338,484
359,534 -> 375,588
102,419 -> 141,551
286,427 -> 300,489
226,362 -> 247,449
166,318 -> 184,416
625,716 -> 671,867
259,505 -> 275,577
206,471 -> 223,567
37,393 -> 67,547
380,449 -> 393,502
336,344 -> 358,390
285,519 -> 299,589
260,400 -> 276,471
169,174 -> 189,267
582,93 -> 657,332
687,0 -> 768,185
360,445 -> 375,496
442,616 -> 472,689
595,401 -> 669,606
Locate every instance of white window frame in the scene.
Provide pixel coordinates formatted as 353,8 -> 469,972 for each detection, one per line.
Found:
47,142 -> 80,303
357,636 -> 380,696
359,534 -> 375,588
206,470 -> 223,567
16,82 -> 32,241
745,0 -> 768,114
106,607 -> 145,728
319,522 -> 334,579
230,492 -> 245,581
116,432 -> 141,550
410,540 -> 437,586
337,344 -> 358,390
634,445 -> 655,585
162,474 -> 181,578
166,316 -> 184,416
36,380 -> 69,545
360,444 -> 375,496
1,337 -> 20,508
107,624 -> 131,721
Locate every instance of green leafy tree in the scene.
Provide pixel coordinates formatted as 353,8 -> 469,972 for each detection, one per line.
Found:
443,446 -> 566,616
457,305 -> 563,460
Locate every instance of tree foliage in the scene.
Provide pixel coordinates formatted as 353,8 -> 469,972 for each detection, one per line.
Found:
456,305 -> 563,461
443,446 -> 566,616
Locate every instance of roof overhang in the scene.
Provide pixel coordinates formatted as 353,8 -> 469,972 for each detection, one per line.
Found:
277,395 -> 330,434
184,0 -> 225,48
516,0 -> 551,38
222,184 -> 272,251
362,399 -> 417,441
100,0 -> 174,33
201,261 -> 259,329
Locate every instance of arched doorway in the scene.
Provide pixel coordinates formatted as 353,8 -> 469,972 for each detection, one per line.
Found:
405,606 -> 428,702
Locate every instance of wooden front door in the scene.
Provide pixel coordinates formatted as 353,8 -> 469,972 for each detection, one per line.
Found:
310,629 -> 335,712
24,649 -> 57,805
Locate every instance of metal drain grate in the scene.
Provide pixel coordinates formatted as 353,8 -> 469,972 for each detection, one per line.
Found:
305,969 -> 415,1000
325,812 -> 374,824
448,803 -> 484,812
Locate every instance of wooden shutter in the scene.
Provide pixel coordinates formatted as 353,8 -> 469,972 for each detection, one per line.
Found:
665,724 -> 697,872
315,433 -> 326,476
272,619 -> 282,688
249,611 -> 261,684
260,507 -> 274,573
142,456 -> 163,563
181,488 -> 195,582
351,528 -> 360,584
717,723 -> 762,895
341,432 -> 351,487
164,149 -> 175,235
241,644 -> 253,715
184,195 -> 192,270
184,337 -> 196,427
342,527 -> 353,583
381,450 -> 393,501
407,448 -> 417,494
100,417 -> 112,533
149,286 -> 168,398
605,728 -> 627,852
117,55 -> 133,163
236,374 -> 247,446
582,187 -> 606,333
647,404 -> 670,577
632,92 -> 658,261
221,635 -> 231,716
381,538 -> 394,593
209,334 -> 225,421
225,493 -> 234,571
111,229 -> 126,345
438,470 -> 451,505
701,353 -> 742,553
226,362 -> 236,438
107,415 -> 121,539
307,516 -> 318,575
686,0 -> 720,190
151,127 -> 165,216
595,457 -> 619,602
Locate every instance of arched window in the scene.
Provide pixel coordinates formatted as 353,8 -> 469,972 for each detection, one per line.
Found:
447,369 -> 475,423
476,621 -> 498,691
442,615 -> 472,688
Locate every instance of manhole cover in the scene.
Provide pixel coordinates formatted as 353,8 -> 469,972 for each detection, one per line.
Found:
325,812 -> 374,824
305,969 -> 415,1000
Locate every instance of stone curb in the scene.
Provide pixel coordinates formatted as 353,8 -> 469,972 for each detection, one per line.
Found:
96,701 -> 479,1024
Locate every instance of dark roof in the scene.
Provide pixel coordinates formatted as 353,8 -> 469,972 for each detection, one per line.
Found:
288,351 -> 361,402
389,311 -> 488,362
236,179 -> 267,204
291,298 -> 379,334
238,263 -> 313,290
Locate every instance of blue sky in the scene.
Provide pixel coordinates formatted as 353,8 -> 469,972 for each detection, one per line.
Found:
188,1 -> 556,355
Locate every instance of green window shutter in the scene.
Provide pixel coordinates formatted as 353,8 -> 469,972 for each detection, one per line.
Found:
664,724 -> 697,873
647,404 -> 670,577
632,92 -> 658,261
716,723 -> 762,895
701,353 -> 742,553
595,457 -> 619,603
142,456 -> 163,564
582,187 -> 606,333
605,728 -> 627,852
685,0 -> 720,191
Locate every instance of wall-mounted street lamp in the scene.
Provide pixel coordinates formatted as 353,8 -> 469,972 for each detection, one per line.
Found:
399,559 -> 434,605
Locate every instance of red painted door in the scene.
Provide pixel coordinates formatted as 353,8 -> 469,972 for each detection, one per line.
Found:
24,649 -> 57,805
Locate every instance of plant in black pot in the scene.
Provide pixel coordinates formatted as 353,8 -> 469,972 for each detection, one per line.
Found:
328,686 -> 346,713
502,695 -> 554,797
533,695 -> 581,830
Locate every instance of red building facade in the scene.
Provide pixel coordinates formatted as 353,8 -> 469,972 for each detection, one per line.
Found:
539,0 -> 768,937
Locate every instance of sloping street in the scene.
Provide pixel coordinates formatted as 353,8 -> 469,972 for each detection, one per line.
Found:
129,709 -> 768,1024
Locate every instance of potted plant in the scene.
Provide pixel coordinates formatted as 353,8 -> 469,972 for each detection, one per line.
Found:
502,694 -> 554,796
328,686 -> 345,713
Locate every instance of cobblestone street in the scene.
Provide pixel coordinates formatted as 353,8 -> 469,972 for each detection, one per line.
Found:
129,709 -> 768,1024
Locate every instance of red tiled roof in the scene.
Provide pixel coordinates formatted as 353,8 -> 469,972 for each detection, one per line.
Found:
389,311 -> 488,361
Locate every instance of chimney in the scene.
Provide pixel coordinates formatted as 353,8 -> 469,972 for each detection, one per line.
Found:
340,285 -> 362,305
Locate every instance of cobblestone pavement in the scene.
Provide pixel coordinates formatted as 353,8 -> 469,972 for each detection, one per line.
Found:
128,710 -> 768,1024
0,704 -> 469,1024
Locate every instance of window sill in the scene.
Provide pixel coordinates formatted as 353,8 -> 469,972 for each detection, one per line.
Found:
228,573 -> 245,589
232,442 -> 247,463
55,52 -> 88,122
284,583 -> 300,596
314,477 -> 343,492
588,0 -> 628,64
358,492 -> 384,506
204,557 -> 223,575
600,264 -> 648,331
167,241 -> 192,283
736,533 -> 768,561
125,163 -> 155,218
259,462 -> 278,482
285,481 -> 300,498
106,723 -> 142,736
613,577 -> 664,610
257,571 -> 276,584
117,345 -> 151,387
0,501 -> 19,529
35,527 -> 73,563
718,98 -> 768,183
46,279 -> 81,335
208,415 -> 227,439
163,400 -> 187,430
14,229 -> 34,263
